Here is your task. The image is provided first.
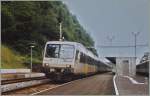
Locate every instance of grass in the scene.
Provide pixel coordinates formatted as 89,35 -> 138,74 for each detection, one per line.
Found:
1,45 -> 27,69
1,45 -> 42,69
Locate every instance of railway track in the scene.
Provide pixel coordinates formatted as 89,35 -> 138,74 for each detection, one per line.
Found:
1,77 -> 47,85
2,72 -> 114,95
2,82 -> 59,95
1,76 -> 50,93
2,76 -> 86,95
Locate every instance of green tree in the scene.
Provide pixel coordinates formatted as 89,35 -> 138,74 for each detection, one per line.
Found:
1,1 -> 98,61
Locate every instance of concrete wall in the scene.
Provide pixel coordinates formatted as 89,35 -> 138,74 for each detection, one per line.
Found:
116,57 -> 136,76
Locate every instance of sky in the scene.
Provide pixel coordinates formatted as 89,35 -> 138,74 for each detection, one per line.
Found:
62,0 -> 149,60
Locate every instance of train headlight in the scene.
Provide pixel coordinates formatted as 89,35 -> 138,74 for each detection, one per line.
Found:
44,63 -> 49,66
66,64 -> 71,68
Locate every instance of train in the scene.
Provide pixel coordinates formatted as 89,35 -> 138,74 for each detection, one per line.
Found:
136,60 -> 149,77
42,41 -> 111,81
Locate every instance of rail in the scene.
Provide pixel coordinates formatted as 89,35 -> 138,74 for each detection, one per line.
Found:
1,76 -> 46,85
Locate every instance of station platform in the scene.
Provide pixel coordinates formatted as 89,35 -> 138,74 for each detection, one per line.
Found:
114,75 -> 149,95
36,72 -> 114,95
1,69 -> 45,80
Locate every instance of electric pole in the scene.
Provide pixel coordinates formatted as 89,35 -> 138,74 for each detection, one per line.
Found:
58,10 -> 63,41
107,36 -> 115,46
132,32 -> 140,64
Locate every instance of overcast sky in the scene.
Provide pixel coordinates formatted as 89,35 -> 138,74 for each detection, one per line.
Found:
62,0 -> 149,59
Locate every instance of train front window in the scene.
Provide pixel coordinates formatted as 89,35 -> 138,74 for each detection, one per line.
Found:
45,44 -> 74,59
45,44 -> 60,58
60,45 -> 74,59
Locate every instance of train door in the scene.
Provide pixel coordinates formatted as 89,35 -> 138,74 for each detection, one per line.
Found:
74,50 -> 80,73
75,50 -> 79,64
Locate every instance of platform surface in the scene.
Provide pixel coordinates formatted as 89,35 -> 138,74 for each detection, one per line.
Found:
115,75 -> 149,95
37,72 -> 114,95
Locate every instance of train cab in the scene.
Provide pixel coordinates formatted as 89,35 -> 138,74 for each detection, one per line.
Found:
42,41 -> 76,74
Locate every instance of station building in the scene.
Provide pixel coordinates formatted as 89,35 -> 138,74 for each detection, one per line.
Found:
116,57 -> 136,76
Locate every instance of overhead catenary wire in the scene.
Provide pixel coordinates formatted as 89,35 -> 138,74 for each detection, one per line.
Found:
87,44 -> 148,48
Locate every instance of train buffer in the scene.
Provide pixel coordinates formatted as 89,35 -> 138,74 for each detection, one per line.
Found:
113,75 -> 149,95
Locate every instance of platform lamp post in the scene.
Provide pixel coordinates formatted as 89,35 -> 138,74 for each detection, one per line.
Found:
59,22 -> 62,41
29,42 -> 36,77
30,45 -> 35,73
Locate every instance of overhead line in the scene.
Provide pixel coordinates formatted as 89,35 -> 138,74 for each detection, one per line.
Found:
95,44 -> 148,48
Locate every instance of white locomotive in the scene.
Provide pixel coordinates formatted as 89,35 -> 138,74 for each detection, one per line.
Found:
42,41 -> 110,81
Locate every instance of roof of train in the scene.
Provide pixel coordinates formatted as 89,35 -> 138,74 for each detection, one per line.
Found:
46,41 -> 77,45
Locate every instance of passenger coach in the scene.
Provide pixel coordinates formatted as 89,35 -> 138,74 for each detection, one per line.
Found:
42,41 -> 109,81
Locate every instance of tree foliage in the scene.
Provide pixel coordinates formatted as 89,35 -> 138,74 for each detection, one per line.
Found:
2,1 -> 98,57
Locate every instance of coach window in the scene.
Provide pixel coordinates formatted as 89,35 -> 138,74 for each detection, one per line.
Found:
88,57 -> 90,64
91,58 -> 94,65
80,53 -> 85,63
80,53 -> 83,63
88,57 -> 91,64
84,55 -> 87,63
90,58 -> 92,65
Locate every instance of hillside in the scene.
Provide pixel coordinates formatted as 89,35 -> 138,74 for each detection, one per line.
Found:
1,45 -> 27,69
1,1 -> 98,69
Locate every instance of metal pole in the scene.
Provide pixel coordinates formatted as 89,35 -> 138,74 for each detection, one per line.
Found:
107,36 -> 115,56
132,32 -> 140,65
107,36 -> 114,46
59,22 -> 62,41
135,34 -> 136,61
31,47 -> 32,73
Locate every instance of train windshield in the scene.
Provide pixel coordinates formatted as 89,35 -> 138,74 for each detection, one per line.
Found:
45,44 -> 74,59
60,45 -> 74,59
45,44 -> 60,58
